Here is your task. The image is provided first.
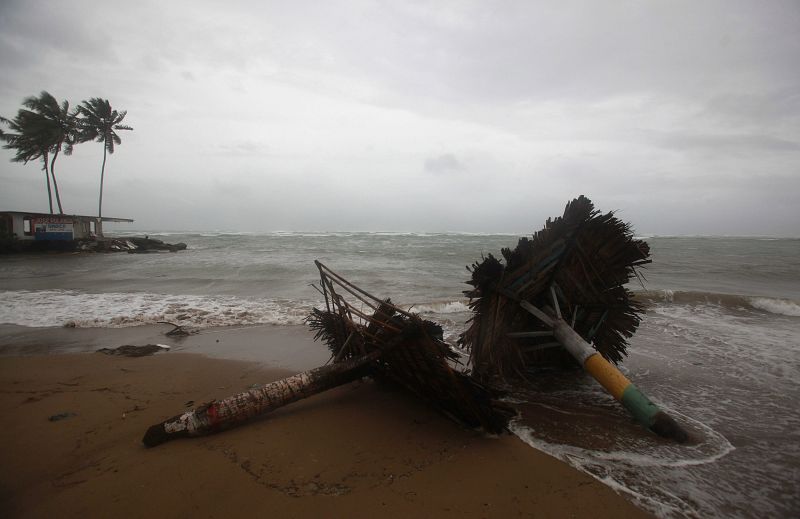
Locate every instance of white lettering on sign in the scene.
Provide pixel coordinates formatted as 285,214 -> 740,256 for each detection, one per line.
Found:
32,218 -> 74,240
45,223 -> 72,232
33,217 -> 72,225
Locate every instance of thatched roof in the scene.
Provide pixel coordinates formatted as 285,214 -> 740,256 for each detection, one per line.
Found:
307,261 -> 515,434
459,196 -> 650,384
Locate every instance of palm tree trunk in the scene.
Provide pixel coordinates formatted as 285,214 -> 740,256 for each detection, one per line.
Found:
49,146 -> 64,214
142,349 -> 382,447
98,143 -> 107,219
42,152 -> 53,214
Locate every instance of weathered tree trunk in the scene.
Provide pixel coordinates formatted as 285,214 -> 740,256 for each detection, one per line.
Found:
142,350 -> 381,447
98,143 -> 107,221
42,152 -> 53,214
49,146 -> 64,214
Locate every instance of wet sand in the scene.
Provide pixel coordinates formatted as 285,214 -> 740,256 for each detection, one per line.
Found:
0,326 -> 651,518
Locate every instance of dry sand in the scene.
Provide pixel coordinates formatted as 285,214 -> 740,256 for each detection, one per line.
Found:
0,328 -> 652,518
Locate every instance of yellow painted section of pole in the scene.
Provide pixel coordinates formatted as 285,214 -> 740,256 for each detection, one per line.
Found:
583,353 -> 631,401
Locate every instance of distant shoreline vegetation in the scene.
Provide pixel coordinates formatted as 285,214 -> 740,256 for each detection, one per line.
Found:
0,91 -> 132,220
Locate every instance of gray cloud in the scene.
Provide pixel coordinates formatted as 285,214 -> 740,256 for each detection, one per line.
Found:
650,132 -> 800,153
1,1 -> 799,235
424,153 -> 465,175
703,89 -> 800,124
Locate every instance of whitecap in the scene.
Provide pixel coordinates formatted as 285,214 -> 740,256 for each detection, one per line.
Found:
749,297 -> 800,317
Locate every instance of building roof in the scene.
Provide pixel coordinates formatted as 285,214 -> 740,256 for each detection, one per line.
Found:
0,211 -> 134,223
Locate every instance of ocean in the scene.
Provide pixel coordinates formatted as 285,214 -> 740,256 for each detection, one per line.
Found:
1,232 -> 798,518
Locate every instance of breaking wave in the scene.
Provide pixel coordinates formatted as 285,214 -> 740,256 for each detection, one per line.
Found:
634,290 -> 800,317
0,290 -> 316,329
749,297 -> 800,317
408,300 -> 470,314
0,291 -> 475,330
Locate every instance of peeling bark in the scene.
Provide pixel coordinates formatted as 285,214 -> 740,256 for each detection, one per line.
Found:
143,350 -> 381,447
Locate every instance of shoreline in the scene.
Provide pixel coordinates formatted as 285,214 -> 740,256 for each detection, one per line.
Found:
0,323 -> 330,371
0,326 -> 652,518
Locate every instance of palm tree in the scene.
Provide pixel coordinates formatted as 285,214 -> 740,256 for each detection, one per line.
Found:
76,98 -> 132,220
1,92 -> 77,214
22,91 -> 77,214
1,108 -> 57,213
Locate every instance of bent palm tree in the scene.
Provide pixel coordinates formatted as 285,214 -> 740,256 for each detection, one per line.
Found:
77,98 -> 132,222
1,106 -> 61,213
21,91 -> 77,214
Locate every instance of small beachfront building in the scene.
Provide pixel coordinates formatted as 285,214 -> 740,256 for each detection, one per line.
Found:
0,211 -> 133,241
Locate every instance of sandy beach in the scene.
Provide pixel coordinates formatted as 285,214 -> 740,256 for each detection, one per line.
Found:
0,326 -> 651,518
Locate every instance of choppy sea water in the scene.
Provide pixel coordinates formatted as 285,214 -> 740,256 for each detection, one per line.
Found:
0,232 -> 798,518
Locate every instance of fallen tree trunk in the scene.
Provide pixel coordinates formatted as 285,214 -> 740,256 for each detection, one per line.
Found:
142,349 -> 381,447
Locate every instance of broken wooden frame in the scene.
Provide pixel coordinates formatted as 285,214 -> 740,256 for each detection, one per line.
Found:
308,260 -> 515,434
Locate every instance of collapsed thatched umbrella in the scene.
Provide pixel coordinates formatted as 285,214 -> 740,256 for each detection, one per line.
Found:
307,261 -> 515,434
143,262 -> 514,447
460,195 -> 687,442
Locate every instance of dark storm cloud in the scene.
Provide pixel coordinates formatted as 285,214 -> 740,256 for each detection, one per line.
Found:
1,1 -> 799,234
0,1 -> 112,68
297,1 -> 800,106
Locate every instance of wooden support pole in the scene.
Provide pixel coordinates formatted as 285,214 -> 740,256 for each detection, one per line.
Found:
142,350 -> 382,447
520,302 -> 688,443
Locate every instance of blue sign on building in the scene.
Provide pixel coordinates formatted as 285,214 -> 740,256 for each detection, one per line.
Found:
34,219 -> 74,241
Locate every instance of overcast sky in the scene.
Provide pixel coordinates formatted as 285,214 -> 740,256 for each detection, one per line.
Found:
1,0 -> 798,235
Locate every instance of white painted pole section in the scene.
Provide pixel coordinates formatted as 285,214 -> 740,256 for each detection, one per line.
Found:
520,301 -> 596,364
519,300 -> 555,327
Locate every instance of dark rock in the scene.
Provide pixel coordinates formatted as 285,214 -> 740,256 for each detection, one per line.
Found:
48,412 -> 77,422
96,344 -> 170,357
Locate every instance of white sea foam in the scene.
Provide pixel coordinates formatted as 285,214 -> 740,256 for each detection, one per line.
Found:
410,300 -> 471,314
749,297 -> 800,317
510,410 -> 735,519
0,290 -> 316,329
0,290 -> 476,331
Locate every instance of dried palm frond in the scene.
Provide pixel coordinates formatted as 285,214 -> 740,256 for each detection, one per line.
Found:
460,195 -> 650,384
308,261 -> 515,434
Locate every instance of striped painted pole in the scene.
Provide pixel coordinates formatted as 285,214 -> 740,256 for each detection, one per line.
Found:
520,301 -> 688,443
142,350 -> 382,447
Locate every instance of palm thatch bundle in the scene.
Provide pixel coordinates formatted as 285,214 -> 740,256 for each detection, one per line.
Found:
459,196 -> 650,384
308,261 -> 515,434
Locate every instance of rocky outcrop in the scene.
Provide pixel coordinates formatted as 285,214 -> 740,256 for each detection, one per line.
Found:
77,237 -> 188,253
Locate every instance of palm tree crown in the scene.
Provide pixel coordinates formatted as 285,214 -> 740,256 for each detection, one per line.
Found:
1,91 -> 77,213
24,92 -> 77,213
77,98 -> 132,153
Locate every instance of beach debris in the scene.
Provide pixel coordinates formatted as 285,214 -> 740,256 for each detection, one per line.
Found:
142,349 -> 382,447
142,198 -> 687,446
459,195 -> 688,442
158,321 -> 194,337
97,344 -> 170,357
48,412 -> 76,422
309,260 -> 515,433
142,262 -> 514,447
